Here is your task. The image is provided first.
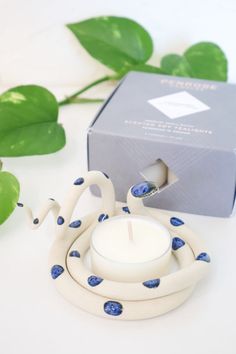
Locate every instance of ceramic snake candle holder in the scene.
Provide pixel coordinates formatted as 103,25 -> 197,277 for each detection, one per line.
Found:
19,171 -> 211,320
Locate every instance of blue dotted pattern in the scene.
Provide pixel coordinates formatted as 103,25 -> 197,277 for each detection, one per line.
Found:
69,250 -> 80,258
131,181 -> 157,198
172,237 -> 185,250
87,275 -> 103,287
74,177 -> 84,185
196,252 -> 211,263
104,301 -> 123,316
51,265 -> 64,279
69,220 -> 82,228
98,214 -> 109,222
122,206 -> 130,214
170,217 -> 184,227
57,216 -> 64,225
33,218 -> 39,225
143,278 -> 160,288
17,202 -> 24,207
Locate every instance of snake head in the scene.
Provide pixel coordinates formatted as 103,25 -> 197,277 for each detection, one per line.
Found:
130,181 -> 158,198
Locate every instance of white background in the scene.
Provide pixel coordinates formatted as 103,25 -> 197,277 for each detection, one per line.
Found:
0,1 -> 236,353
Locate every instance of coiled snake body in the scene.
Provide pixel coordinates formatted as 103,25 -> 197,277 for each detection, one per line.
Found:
20,171 -> 210,320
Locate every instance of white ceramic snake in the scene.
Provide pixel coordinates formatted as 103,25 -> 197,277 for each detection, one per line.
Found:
18,171 -> 211,320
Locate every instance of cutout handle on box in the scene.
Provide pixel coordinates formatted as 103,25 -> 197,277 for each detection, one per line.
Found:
140,159 -> 178,191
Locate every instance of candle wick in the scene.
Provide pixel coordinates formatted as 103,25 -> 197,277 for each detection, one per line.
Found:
127,221 -> 134,242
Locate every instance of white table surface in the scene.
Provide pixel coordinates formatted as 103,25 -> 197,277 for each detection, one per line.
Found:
1,0 -> 236,352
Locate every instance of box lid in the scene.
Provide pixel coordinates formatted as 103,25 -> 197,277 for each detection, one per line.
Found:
90,72 -> 236,152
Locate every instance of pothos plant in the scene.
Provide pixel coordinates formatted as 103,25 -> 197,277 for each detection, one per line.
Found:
0,16 -> 228,225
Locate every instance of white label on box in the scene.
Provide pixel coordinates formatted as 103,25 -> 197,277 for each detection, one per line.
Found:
148,91 -> 210,119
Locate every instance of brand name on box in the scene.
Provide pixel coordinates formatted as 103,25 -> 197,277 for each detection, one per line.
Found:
160,79 -> 217,91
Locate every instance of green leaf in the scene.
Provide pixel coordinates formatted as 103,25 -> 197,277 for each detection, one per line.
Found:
160,42 -> 227,81
0,170 -> 20,224
0,85 -> 66,156
184,42 -> 227,81
161,54 -> 182,74
67,16 -> 153,73
173,58 -> 193,77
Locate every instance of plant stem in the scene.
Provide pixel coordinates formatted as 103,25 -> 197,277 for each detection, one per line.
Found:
58,75 -> 112,106
69,97 -> 104,104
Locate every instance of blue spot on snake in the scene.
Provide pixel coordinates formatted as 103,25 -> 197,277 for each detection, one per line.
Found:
69,220 -> 82,228
98,214 -> 109,222
170,217 -> 184,227
103,172 -> 109,179
104,301 -> 123,316
69,250 -> 80,258
131,181 -> 157,198
87,275 -> 103,287
51,265 -> 64,279
74,177 -> 84,185
122,206 -> 130,214
57,216 -> 64,225
172,237 -> 185,250
143,279 -> 160,288
196,252 -> 211,263
17,202 -> 24,207
33,218 -> 39,225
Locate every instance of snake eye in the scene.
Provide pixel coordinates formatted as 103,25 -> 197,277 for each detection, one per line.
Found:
131,181 -> 158,198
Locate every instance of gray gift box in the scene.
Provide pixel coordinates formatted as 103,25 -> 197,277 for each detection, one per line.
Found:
87,72 -> 236,217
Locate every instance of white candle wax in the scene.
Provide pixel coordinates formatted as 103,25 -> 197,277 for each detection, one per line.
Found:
90,215 -> 171,282
140,159 -> 167,188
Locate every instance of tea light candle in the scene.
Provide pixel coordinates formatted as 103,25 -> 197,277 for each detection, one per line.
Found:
90,215 -> 171,282
140,159 -> 168,188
